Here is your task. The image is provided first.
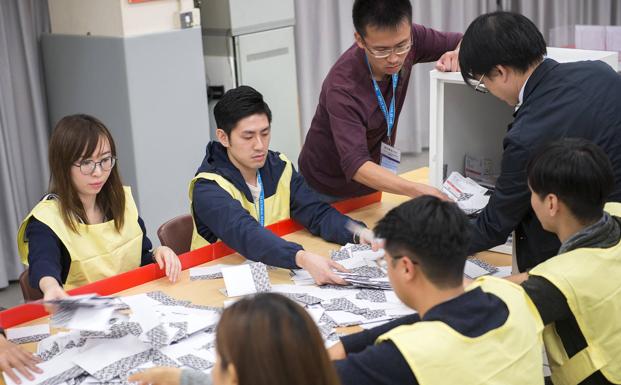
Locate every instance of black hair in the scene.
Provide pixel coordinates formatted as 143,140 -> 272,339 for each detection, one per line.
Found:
459,11 -> 547,87
374,196 -> 470,288
352,0 -> 412,37
528,138 -> 614,223
214,85 -> 272,136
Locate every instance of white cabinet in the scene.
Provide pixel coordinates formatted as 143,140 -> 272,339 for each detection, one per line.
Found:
200,0 -> 301,165
235,27 -> 301,165
428,47 -> 619,188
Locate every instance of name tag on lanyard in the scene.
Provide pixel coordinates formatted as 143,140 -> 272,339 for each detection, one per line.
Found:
380,142 -> 401,174
256,172 -> 265,226
367,56 -> 401,174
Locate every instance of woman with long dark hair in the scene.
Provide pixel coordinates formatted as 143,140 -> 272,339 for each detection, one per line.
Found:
17,114 -> 181,301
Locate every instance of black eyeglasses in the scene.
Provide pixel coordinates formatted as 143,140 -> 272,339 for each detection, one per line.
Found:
73,156 -> 117,175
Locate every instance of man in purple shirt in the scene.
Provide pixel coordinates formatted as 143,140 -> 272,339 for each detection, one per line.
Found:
299,0 -> 462,201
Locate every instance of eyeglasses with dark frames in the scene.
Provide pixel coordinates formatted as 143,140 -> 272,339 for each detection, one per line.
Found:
73,156 -> 117,175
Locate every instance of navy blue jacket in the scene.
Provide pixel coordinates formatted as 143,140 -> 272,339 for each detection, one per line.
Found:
191,141 -> 361,269
25,217 -> 153,290
468,59 -> 621,271
335,287 -> 510,385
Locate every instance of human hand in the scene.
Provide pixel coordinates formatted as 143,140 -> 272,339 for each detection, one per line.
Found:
411,183 -> 450,201
39,277 -> 69,313
0,336 -> 42,384
128,367 -> 182,385
357,228 -> 385,252
328,341 -> 346,360
295,251 -> 349,285
153,246 -> 182,283
435,48 -> 460,72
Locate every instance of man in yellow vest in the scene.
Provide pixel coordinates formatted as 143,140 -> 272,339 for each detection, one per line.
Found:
328,195 -> 544,385
518,138 -> 621,385
189,86 -> 371,285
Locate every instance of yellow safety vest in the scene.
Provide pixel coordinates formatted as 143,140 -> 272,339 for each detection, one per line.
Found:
377,276 -> 545,385
529,202 -> 621,385
188,153 -> 293,250
17,186 -> 143,290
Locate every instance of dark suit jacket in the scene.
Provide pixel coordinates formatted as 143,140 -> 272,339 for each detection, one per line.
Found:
468,59 -> 621,271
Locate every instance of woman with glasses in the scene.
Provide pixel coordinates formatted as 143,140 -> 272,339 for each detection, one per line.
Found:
17,114 -> 181,301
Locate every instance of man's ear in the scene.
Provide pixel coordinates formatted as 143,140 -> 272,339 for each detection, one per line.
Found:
546,193 -> 561,217
216,129 -> 230,147
400,256 -> 418,282
354,31 -> 365,49
495,64 -> 511,83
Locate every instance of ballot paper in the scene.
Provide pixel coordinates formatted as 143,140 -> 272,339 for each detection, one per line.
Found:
464,258 -> 499,280
6,324 -> 50,345
289,269 -> 315,286
73,335 -> 151,379
492,266 -> 513,278
190,261 -> 253,281
442,171 -> 490,215
47,295 -> 125,331
221,262 -> 271,297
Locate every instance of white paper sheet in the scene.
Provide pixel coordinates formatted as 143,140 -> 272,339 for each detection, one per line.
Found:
442,171 -> 490,214
305,305 -> 325,323
351,248 -> 385,261
6,324 -> 50,341
464,260 -> 493,279
324,311 -> 367,325
66,306 -> 116,331
221,264 -> 257,297
492,266 -> 513,278
73,335 -> 150,374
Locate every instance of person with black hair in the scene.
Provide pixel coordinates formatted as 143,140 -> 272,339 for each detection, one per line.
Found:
458,11 -> 621,272
329,196 -> 544,385
299,0 -> 461,202
520,139 -> 621,385
189,86 -> 372,285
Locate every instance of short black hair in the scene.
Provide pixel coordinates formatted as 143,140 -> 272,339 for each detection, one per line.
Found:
528,138 -> 614,223
352,0 -> 412,37
459,11 -> 547,87
214,85 -> 272,136
374,196 -> 470,288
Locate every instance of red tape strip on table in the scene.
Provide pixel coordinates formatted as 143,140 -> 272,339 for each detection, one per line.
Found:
0,192 -> 381,328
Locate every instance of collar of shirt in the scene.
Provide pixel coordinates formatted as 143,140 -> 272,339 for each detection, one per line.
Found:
515,74 -> 531,112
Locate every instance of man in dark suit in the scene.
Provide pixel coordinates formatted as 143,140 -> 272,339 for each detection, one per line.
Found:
458,11 -> 621,272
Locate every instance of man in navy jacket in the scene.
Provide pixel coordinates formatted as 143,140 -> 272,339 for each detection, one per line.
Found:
190,86 -> 369,285
458,12 -> 621,271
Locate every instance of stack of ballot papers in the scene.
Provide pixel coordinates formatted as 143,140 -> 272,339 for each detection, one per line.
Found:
442,171 -> 490,215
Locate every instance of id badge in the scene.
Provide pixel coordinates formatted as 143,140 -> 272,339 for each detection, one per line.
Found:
380,142 -> 401,174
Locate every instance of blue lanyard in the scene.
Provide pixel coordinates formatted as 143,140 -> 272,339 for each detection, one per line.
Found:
256,171 -> 265,226
365,56 -> 399,139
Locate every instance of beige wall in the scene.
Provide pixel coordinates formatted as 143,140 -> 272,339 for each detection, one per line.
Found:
49,0 -> 195,37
